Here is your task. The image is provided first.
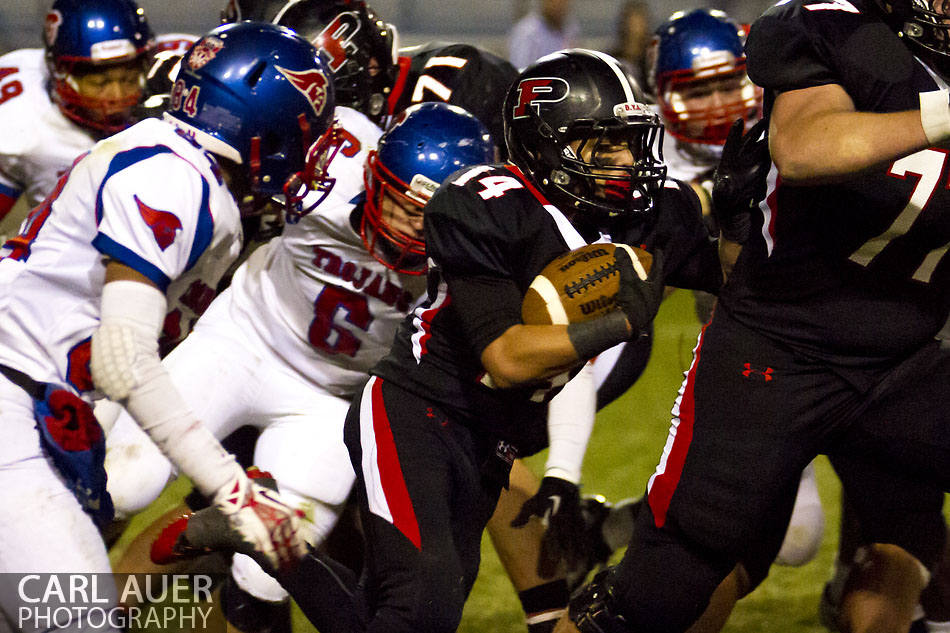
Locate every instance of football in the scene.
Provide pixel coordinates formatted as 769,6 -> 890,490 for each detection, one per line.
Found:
521,243 -> 652,325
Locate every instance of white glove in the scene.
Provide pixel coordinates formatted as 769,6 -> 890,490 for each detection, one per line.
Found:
213,472 -> 308,571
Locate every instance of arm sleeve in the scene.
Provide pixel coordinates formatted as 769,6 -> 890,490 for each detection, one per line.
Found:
544,362 -> 596,484
92,280 -> 242,497
93,149 -> 213,292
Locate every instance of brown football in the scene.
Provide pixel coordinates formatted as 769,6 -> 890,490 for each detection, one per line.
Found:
521,243 -> 652,325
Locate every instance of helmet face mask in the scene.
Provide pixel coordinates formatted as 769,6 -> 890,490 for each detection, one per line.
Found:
362,156 -> 428,274
877,0 -> 950,71
505,49 -> 667,220
650,9 -> 762,161
44,0 -> 153,134
361,102 -> 495,274
557,119 -> 668,216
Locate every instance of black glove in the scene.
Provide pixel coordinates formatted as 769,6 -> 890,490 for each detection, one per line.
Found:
511,476 -> 585,578
711,117 -> 771,243
615,246 -> 664,338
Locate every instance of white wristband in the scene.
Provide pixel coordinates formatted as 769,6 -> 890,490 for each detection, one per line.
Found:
920,89 -> 950,145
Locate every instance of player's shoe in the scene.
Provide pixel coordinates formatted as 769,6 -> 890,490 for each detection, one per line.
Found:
566,495 -> 642,591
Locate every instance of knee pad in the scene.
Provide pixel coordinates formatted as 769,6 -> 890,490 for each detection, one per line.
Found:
569,570 -> 636,633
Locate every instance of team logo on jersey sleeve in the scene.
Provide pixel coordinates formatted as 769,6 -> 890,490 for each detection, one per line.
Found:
135,195 -> 182,251
188,36 -> 224,70
44,10 -> 63,47
277,66 -> 329,116
512,78 -> 570,119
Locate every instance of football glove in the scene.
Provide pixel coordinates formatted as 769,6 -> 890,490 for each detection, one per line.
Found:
711,117 -> 771,243
511,476 -> 585,578
151,468 -> 306,572
615,246 -> 664,338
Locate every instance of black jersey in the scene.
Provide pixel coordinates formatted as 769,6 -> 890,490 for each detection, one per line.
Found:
371,164 -> 718,455
387,42 -> 518,144
727,0 -> 950,368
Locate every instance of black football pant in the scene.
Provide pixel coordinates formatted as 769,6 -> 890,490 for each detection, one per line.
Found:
608,308 -> 949,633
342,376 -> 503,633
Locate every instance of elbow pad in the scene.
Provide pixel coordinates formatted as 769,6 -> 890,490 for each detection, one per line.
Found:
91,280 -> 166,401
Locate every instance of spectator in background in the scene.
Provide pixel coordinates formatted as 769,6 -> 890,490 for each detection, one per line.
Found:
609,0 -> 651,93
508,0 -> 579,70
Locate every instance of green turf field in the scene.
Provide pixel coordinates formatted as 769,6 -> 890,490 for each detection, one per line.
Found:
110,289 -> 842,632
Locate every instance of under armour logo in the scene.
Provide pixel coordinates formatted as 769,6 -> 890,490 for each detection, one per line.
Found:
742,363 -> 774,381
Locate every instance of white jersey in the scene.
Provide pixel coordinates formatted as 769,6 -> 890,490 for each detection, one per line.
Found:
0,49 -> 97,209
0,117 -> 242,393
661,127 -> 718,186
228,106 -> 426,397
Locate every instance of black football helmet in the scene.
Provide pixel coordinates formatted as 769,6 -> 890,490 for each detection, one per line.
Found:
273,0 -> 398,122
875,0 -> 950,73
504,49 -> 666,219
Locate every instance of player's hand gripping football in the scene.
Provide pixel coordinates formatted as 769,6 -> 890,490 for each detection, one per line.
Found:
711,117 -> 771,243
151,468 -> 306,572
511,476 -> 586,578
615,246 -> 664,338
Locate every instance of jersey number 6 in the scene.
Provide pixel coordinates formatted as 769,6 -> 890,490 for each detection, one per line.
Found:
309,284 -> 373,356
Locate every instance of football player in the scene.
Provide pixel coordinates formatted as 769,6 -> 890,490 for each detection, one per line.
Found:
333,49 -> 727,633
0,22 -> 335,627
273,5 -> 634,629
104,101 -> 496,631
562,0 -> 950,631
0,0 -> 152,224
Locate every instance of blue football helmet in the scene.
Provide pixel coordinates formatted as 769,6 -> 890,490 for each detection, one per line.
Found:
165,22 -> 339,221
649,9 -> 761,154
44,0 -> 153,133
362,102 -> 495,274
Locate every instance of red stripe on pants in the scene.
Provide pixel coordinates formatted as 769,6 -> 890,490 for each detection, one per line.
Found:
370,378 -> 422,549
647,324 -> 707,527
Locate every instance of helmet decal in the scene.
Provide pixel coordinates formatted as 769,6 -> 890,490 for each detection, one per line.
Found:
45,10 -> 63,47
316,12 -> 362,73
188,36 -> 224,70
277,66 -> 330,116
512,78 -> 570,119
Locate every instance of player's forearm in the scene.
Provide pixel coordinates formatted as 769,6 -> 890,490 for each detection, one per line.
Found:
91,270 -> 243,497
770,84 -> 931,183
481,324 -> 586,388
771,110 -> 929,183
719,239 -> 742,281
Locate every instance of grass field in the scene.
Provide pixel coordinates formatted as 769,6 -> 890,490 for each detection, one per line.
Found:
110,288 -> 843,632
